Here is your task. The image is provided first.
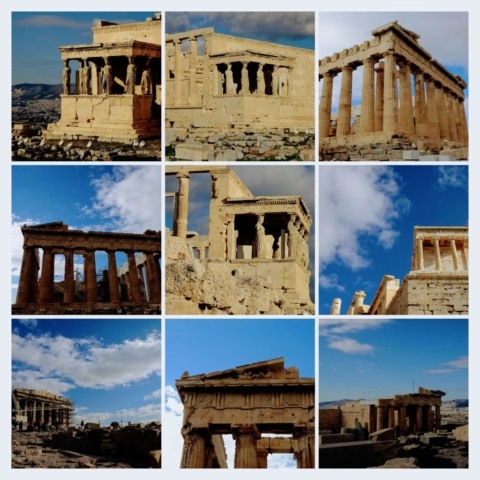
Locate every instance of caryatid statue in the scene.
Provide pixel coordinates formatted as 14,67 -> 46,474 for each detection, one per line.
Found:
255,214 -> 268,259
102,57 -> 113,95
83,60 -> 91,95
125,56 -> 137,94
78,60 -> 85,94
287,214 -> 297,258
62,60 -> 71,95
141,59 -> 151,95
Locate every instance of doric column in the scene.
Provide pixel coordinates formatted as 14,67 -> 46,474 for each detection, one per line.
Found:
189,36 -> 197,105
233,425 -> 260,468
175,173 -> 190,240
375,62 -> 384,131
425,77 -> 440,139
127,251 -> 142,302
426,406 -> 434,431
319,71 -> 335,138
432,236 -> 442,271
241,62 -> 249,94
452,95 -> 462,142
39,402 -> 44,424
458,98 -> 468,145
416,406 -> 423,432
337,65 -> 354,136
174,39 -> 182,105
413,70 -> 427,137
399,406 -> 407,434
38,248 -> 54,304
108,251 -> 120,303
226,63 -> 234,94
445,91 -> 458,141
32,401 -> 37,424
145,253 -> 161,303
416,237 -> 424,271
84,250 -> 98,303
257,449 -> 268,468
294,425 -> 314,468
361,58 -> 375,134
435,405 -> 441,430
450,237 -> 459,271
377,405 -> 385,430
16,247 -> 36,306
388,407 -> 395,429
180,428 -> 208,468
399,61 -> 414,134
435,85 -> 449,139
383,52 -> 397,134
63,249 -> 74,304
257,63 -> 265,94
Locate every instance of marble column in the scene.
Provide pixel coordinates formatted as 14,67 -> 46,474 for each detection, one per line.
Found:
458,98 -> 468,145
416,237 -> 424,271
180,429 -> 208,468
399,406 -> 407,434
108,251 -> 120,303
450,237 -> 459,271
257,449 -> 268,468
377,405 -> 385,430
227,218 -> 236,260
233,425 -> 260,468
462,237 -> 469,267
16,247 -> 36,306
63,249 -> 75,303
388,407 -> 395,429
337,65 -> 354,136
383,52 -> 397,134
32,401 -> 37,424
413,70 -> 427,137
38,248 -> 54,304
425,77 -> 440,139
174,39 -> 182,105
294,426 -> 314,468
127,251 -> 142,302
435,86 -> 449,139
198,246 -> 206,260
361,58 -> 375,134
85,250 -> 98,303
319,72 -> 335,138
399,62 -> 414,134
452,96 -> 462,142
432,236 -> 442,271
445,92 -> 458,141
375,62 -> 384,131
416,406 -> 423,432
176,172 -> 190,240
189,36 -> 197,105
145,253 -> 161,303
426,406 -> 434,431
39,402 -> 44,424
435,405 -> 441,430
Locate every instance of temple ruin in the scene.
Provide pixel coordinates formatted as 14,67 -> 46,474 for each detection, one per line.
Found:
12,388 -> 74,428
319,21 -> 468,160
46,14 -> 161,141
13,222 -> 161,314
165,166 -> 314,315
330,226 -> 468,315
177,358 -> 314,468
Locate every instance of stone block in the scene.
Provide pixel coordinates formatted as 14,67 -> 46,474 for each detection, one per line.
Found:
420,433 -> 447,446
370,428 -> 395,442
319,433 -> 354,444
419,155 -> 439,162
319,441 -> 374,468
453,425 -> 468,442
403,150 -> 420,160
175,143 -> 213,160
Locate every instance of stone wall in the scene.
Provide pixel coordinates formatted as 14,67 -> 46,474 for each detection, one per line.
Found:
319,408 -> 341,431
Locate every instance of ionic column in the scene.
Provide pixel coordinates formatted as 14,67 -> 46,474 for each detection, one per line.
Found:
189,36 -> 197,105
413,70 -> 427,137
375,62 -> 384,131
108,251 -> 120,303
361,58 -> 375,134
450,237 -> 459,271
257,63 -> 265,94
84,250 -> 98,303
145,253 -> 161,303
416,237 -> 424,271
445,91 -> 458,141
226,63 -> 234,94
399,62 -> 414,134
198,246 -> 206,260
337,65 -> 354,136
64,249 -> 74,304
175,172 -> 190,240
436,85 -> 449,139
416,406 -> 423,432
377,405 -> 385,430
180,428 -> 208,468
319,71 -> 335,138
435,405 -> 441,430
233,425 -> 260,469
127,251 -> 142,302
432,236 -> 442,271
383,52 -> 398,134
38,248 -> 54,304
241,62 -> 249,94
388,407 -> 395,429
16,247 -> 36,306
174,39 -> 182,105
294,426 -> 314,469
458,98 -> 468,145
425,77 -> 440,139
399,406 -> 407,434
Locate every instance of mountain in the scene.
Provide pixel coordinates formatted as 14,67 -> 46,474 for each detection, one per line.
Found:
12,83 -> 64,100
319,399 -> 354,408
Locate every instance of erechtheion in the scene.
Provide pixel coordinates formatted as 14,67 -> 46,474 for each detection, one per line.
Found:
46,14 -> 161,141
319,21 -> 468,160
177,358 -> 314,468
330,226 -> 468,315
165,166 -> 314,315
13,222 -> 161,314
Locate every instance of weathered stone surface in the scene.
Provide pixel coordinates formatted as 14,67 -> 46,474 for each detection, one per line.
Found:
453,425 -> 468,442
370,428 -> 396,442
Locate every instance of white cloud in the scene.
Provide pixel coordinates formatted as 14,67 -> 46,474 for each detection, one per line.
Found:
319,274 -> 345,292
319,318 -> 393,335
437,166 -> 468,190
73,403 -> 161,426
18,319 -> 37,328
424,369 -> 455,374
327,338 -> 374,355
144,388 -> 161,400
443,356 -> 468,369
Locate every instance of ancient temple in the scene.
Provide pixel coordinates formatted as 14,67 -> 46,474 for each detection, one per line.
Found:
177,358 -> 314,468
46,14 -> 161,141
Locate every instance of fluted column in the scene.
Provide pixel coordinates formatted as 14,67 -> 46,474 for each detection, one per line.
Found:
413,70 -> 427,137
39,402 -> 44,423
399,62 -> 414,134
145,253 -> 161,303
436,85 -> 450,139
32,401 -> 37,424
361,58 -> 375,134
64,249 -> 74,303
180,428 -> 208,468
425,77 -> 440,139
233,425 -> 260,468
462,237 -> 468,268
175,172 -> 190,240
452,95 -> 462,142
426,406 -> 434,431
388,407 -> 395,428
458,98 -> 468,145
433,236 -> 442,271
319,72 -> 335,138
189,36 -> 197,105
450,237 -> 459,271
127,251 -> 142,302
257,449 -> 268,468
337,65 -> 354,136
241,62 -> 249,94
174,39 -> 182,105
377,405 -> 385,430
416,237 -> 424,270
294,426 -> 314,468
38,248 -> 54,304
375,62 -> 384,131
16,247 -> 36,306
85,250 -> 98,303
108,251 -> 120,303
383,52 -> 397,134
445,92 -> 458,141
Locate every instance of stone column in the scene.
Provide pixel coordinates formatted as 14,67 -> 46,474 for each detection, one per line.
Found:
257,449 -> 268,468
416,237 -> 424,271
416,406 -> 423,432
462,237 -> 469,268
226,63 -> 234,95
197,246 -> 206,260
241,62 -> 249,94
145,253 -> 161,303
271,66 -> 277,95
377,405 -> 385,430
375,62 -> 384,131
399,62 -> 414,134
361,58 -> 375,134
175,172 -> 190,241
189,36 -> 197,105
337,65 -> 354,136
435,86 -> 449,139
445,91 -> 458,141
452,95 -> 462,142
38,248 -> 54,304
383,52 -> 397,134
32,401 -> 37,424
127,252 -> 142,302
435,405 -> 441,430
458,98 -> 468,145
108,251 -> 120,303
233,425 -> 260,468
39,402 -> 44,424
84,250 -> 98,303
63,249 -> 74,304
388,407 -> 395,429
399,406 -> 407,434
450,237 -> 459,271
319,71 -> 335,138
426,406 -> 434,431
432,236 -> 442,271
257,63 -> 265,94
16,247 -> 36,306
425,77 -> 440,139
294,426 -> 314,468
174,39 -> 182,105
413,70 -> 427,137
227,218 -> 236,260
180,428 -> 208,468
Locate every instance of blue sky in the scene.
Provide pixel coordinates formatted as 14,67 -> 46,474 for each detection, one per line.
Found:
318,12 -> 469,118
164,319 -> 314,468
166,166 -> 316,300
12,12 -> 155,85
166,12 -> 314,50
319,165 -> 468,314
319,319 -> 468,402
12,166 -> 161,303
12,319 -> 161,425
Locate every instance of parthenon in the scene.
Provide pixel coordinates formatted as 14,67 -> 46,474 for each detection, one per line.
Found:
13,222 -> 161,314
177,358 -> 314,468
46,14 -> 161,141
319,22 -> 468,160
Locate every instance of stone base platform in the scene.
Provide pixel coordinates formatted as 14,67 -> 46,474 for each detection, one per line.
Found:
12,302 -> 161,315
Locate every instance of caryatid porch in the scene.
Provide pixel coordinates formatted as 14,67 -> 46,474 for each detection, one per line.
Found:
14,222 -> 161,313
177,358 -> 315,468
319,22 -> 468,147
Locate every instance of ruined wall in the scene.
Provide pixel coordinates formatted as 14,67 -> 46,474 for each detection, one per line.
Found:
338,403 -> 374,429
93,16 -> 161,44
319,408 -> 341,431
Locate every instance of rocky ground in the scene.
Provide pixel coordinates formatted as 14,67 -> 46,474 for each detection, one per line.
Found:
12,133 -> 161,161
166,127 -> 315,161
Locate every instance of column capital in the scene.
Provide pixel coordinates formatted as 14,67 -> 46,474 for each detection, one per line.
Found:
231,424 -> 261,440
176,172 -> 191,179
